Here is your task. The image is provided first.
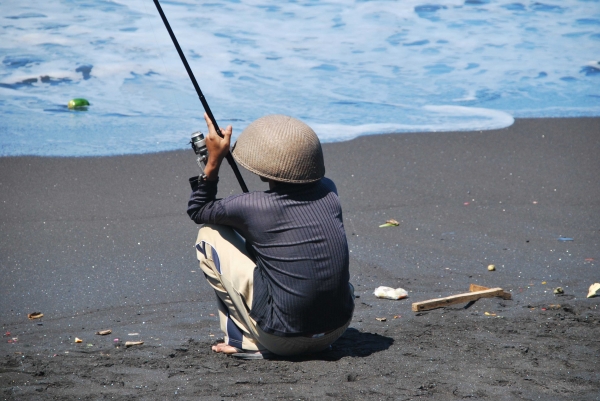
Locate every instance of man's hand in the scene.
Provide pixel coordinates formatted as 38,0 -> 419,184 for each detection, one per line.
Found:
203,112 -> 232,181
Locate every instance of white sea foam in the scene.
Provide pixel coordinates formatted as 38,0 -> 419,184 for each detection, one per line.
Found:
313,105 -> 514,141
0,0 -> 598,156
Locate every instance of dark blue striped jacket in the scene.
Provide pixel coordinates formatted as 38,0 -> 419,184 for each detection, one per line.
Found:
187,177 -> 354,337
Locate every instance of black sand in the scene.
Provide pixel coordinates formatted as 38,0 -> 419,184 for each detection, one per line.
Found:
1,117 -> 599,400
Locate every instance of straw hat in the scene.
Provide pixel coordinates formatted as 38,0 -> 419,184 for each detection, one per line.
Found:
232,115 -> 325,183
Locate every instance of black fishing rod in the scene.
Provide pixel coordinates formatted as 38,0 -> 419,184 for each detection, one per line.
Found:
152,0 -> 249,193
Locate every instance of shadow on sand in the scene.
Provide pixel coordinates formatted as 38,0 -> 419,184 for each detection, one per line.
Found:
281,328 -> 394,362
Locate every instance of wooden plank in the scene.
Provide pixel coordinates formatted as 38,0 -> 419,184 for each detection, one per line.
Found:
469,283 -> 512,300
412,288 -> 505,312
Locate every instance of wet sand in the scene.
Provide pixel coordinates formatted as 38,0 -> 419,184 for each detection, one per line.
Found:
1,117 -> 599,400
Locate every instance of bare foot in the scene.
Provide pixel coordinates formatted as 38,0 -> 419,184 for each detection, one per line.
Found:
211,342 -> 239,354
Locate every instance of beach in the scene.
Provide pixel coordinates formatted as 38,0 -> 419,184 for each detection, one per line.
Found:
1,117 -> 599,400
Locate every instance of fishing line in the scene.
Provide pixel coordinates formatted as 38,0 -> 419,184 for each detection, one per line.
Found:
139,0 -> 178,105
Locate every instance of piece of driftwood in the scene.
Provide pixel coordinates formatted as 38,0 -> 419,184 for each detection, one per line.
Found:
412,285 -> 512,312
470,284 -> 512,300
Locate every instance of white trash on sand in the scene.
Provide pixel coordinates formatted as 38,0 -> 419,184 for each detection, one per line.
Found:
374,286 -> 408,300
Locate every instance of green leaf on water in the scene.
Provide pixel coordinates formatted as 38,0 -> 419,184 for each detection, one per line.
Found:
68,98 -> 90,109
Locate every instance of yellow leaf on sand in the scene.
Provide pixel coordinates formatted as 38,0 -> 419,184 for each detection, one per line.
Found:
379,219 -> 400,227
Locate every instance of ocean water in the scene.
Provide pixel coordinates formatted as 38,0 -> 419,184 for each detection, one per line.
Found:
1,0 -> 599,156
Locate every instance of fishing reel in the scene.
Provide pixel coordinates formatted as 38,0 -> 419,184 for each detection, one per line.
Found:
190,131 -> 208,177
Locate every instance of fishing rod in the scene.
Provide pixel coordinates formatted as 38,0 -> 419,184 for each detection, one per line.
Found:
152,0 -> 249,193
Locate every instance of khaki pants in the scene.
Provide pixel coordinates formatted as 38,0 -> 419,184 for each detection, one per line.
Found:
195,224 -> 352,356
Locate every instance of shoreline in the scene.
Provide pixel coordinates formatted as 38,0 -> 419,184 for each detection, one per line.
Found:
1,117 -> 599,399
2,115 -> 599,159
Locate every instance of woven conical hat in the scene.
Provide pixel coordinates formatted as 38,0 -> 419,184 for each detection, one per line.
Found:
232,115 -> 325,183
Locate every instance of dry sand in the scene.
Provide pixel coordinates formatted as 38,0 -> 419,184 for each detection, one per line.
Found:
1,117 -> 599,400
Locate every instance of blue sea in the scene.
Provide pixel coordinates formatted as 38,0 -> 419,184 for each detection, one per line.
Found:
1,0 -> 599,156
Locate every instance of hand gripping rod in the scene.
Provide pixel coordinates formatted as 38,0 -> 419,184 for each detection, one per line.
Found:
153,0 -> 249,193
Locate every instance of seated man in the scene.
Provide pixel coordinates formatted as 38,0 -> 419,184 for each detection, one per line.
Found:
187,113 -> 354,359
